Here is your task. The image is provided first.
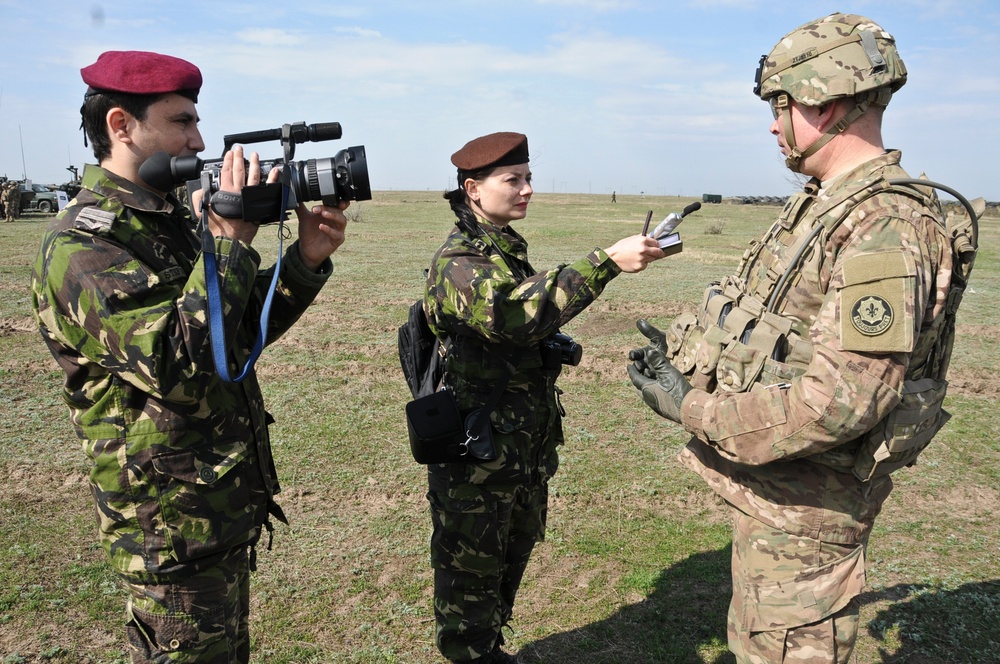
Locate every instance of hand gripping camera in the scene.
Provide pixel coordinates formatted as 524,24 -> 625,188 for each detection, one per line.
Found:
139,121 -> 371,224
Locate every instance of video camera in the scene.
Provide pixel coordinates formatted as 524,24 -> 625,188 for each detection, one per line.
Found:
139,121 -> 371,224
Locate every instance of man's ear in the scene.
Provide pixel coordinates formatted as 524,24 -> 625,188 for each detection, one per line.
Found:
107,108 -> 133,145
815,99 -> 846,132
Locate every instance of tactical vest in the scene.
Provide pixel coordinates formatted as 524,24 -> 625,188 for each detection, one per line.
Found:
665,176 -> 978,481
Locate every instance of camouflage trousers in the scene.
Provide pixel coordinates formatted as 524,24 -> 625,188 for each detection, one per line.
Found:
427,467 -> 548,662
727,510 -> 868,663
123,546 -> 251,663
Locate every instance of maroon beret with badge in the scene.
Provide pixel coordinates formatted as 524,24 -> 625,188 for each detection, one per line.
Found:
81,51 -> 202,98
451,132 -> 529,171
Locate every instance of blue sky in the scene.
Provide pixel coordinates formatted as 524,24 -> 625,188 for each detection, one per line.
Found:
2,0 -> 997,199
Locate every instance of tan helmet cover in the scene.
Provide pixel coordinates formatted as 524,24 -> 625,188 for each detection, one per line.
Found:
754,12 -> 907,106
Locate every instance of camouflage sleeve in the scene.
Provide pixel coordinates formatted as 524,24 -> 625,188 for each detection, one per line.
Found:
33,228 -> 326,401
427,237 -> 620,345
680,202 -> 944,465
257,239 -> 332,344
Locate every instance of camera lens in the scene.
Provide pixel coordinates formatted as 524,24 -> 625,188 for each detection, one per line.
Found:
294,146 -> 371,205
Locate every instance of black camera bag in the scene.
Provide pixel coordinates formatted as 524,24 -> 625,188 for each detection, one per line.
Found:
405,351 -> 520,465
405,391 -> 496,464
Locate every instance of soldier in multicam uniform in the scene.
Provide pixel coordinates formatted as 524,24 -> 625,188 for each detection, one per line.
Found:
628,13 -> 973,663
3,180 -> 18,221
30,51 -> 349,663
424,132 -> 664,662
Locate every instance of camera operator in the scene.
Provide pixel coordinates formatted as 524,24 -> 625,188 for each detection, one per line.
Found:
30,51 -> 348,663
423,132 -> 664,663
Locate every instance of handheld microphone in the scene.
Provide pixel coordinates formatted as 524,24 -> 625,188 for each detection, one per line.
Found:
651,201 -> 701,254
651,201 -> 701,239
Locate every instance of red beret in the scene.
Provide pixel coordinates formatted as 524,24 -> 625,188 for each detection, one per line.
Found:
81,51 -> 202,98
451,132 -> 529,171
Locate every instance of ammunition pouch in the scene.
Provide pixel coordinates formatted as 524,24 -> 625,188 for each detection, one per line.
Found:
678,277 -> 952,481
664,279 -> 811,394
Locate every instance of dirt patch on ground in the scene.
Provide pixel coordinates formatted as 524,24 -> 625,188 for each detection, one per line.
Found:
0,463 -> 89,503
0,316 -> 36,337
948,365 -> 1000,397
0,622 -> 119,664
937,484 -> 1000,519
889,483 -> 1000,524
949,324 -> 1000,396
573,301 -> 688,338
549,489 -> 729,528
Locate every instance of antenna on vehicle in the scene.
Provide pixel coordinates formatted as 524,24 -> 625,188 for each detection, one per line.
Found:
19,125 -> 27,180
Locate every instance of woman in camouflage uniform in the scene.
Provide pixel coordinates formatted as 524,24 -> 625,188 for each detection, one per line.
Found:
423,132 -> 664,662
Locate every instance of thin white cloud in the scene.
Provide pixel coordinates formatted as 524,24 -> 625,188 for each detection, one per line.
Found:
96,16 -> 159,29
335,26 -> 383,39
236,28 -> 305,47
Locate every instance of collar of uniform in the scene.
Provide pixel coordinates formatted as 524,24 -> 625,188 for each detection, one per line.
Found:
81,164 -> 176,214
818,150 -> 901,198
475,215 -> 528,257
810,150 -> 903,220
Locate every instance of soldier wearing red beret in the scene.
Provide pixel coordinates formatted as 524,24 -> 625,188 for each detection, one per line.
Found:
421,132 -> 665,662
31,50 -> 351,663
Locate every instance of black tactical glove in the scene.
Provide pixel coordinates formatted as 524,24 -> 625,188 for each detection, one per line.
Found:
627,319 -> 693,423
628,318 -> 668,378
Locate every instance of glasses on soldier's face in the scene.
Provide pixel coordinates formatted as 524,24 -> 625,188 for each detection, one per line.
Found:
769,93 -> 790,120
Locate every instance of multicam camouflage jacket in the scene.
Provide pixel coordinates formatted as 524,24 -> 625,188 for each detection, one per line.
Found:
30,164 -> 331,583
424,218 -> 620,478
674,151 -> 953,544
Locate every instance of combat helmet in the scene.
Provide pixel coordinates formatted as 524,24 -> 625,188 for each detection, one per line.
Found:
753,13 -> 907,172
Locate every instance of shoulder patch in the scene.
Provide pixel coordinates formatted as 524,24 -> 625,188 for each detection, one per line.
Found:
74,207 -> 117,233
839,250 -> 915,353
850,295 -> 894,336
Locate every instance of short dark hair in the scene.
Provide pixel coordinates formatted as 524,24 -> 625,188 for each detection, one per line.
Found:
80,89 -> 197,162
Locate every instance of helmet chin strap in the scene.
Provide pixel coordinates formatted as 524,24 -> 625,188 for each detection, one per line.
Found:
778,89 -> 891,173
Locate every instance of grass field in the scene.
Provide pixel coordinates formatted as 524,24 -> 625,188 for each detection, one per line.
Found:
1,192 -> 998,663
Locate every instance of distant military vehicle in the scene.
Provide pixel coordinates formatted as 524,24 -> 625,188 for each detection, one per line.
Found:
21,183 -> 60,213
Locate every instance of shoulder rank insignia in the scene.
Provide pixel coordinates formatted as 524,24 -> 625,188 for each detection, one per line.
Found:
74,207 -> 117,233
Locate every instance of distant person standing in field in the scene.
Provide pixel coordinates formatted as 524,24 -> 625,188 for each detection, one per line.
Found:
30,51 -> 349,662
424,131 -> 664,662
627,13 -> 976,663
3,180 -> 18,221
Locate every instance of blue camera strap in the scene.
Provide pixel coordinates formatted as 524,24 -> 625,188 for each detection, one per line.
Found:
202,181 -> 290,383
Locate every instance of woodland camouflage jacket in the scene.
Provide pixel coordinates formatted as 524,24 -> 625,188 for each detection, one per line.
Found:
30,164 -> 331,583
424,219 -> 620,479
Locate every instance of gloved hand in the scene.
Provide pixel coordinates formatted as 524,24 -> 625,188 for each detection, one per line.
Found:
627,320 -> 693,423
628,318 -> 669,378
